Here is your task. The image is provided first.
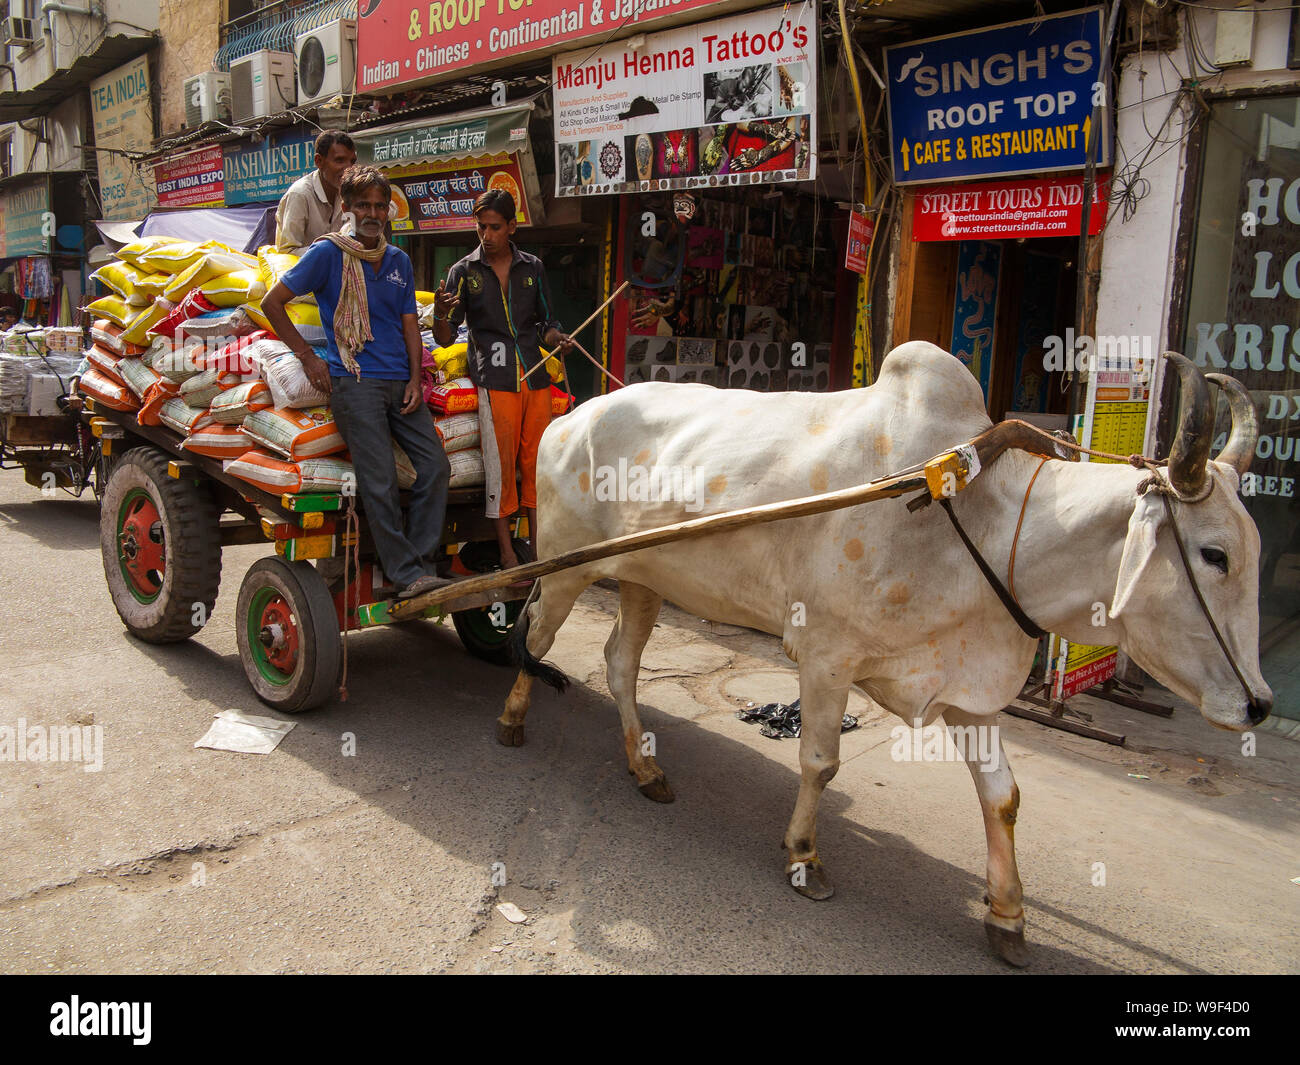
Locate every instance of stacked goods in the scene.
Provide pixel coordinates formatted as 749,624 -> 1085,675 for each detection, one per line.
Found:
45,327 -> 84,354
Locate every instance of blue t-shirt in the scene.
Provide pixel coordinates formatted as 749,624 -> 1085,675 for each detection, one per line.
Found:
281,241 -> 417,380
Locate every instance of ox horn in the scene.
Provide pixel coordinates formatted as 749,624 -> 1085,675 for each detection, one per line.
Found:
1205,373 -> 1258,478
1163,352 -> 1213,498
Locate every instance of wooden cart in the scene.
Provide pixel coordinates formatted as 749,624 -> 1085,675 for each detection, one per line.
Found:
83,399 -> 532,712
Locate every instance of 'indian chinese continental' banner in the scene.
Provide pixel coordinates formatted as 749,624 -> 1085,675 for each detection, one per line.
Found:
389,155 -> 531,233
356,0 -> 734,94
89,56 -> 157,220
884,8 -> 1107,185
552,4 -> 816,197
912,173 -> 1111,241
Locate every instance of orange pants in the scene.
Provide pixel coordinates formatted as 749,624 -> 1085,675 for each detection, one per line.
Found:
478,386 -> 551,519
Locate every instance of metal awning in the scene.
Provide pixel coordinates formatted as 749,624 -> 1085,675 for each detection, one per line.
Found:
351,103 -> 535,169
0,33 -> 157,123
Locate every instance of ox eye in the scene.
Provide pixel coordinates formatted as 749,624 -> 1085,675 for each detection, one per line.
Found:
1200,548 -> 1228,573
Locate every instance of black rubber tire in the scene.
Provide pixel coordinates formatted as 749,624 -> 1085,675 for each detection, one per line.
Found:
236,557 -> 341,713
100,445 -> 221,644
451,539 -> 532,666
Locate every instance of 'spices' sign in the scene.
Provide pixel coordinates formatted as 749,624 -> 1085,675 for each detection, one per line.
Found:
356,0 -> 726,95
912,173 -> 1111,241
552,4 -> 817,196
89,56 -> 157,220
154,146 -> 225,209
885,8 -> 1107,185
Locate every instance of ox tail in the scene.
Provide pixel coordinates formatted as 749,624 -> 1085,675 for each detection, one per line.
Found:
509,581 -> 570,693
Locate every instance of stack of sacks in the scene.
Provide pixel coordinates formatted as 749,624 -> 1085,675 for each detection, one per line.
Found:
0,326 -> 82,412
241,247 -> 325,345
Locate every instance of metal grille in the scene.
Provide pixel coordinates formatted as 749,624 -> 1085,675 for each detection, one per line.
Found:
215,0 -> 357,73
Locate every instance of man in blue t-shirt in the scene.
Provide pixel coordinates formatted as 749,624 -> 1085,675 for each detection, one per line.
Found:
262,165 -> 452,599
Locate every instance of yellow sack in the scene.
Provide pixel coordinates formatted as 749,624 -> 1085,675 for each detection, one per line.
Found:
433,343 -> 469,379
116,235 -> 181,269
85,294 -> 133,328
137,240 -> 205,275
257,247 -> 300,289
200,269 -> 267,308
244,299 -> 323,332
90,261 -> 142,300
132,272 -> 171,302
121,301 -> 173,346
163,250 -> 260,302
415,290 -> 439,305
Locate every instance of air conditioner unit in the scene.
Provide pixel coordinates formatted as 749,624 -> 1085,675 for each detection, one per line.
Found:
4,16 -> 35,46
183,72 -> 231,128
295,18 -> 356,107
230,50 -> 294,124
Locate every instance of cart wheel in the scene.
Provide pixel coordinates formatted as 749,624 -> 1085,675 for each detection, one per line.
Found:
451,539 -> 531,666
100,446 -> 221,643
236,557 -> 341,712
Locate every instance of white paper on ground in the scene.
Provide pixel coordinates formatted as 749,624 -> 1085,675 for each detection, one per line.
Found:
194,709 -> 296,755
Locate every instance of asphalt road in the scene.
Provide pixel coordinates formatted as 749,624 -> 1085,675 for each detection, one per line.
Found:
0,468 -> 1296,974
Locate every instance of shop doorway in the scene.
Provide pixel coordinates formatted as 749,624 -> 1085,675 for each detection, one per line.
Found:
894,227 -> 1078,422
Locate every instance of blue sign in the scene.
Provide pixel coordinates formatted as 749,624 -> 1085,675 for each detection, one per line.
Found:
223,131 -> 316,206
885,8 -> 1106,185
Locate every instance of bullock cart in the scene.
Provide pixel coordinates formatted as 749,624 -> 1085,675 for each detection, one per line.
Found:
82,401 -> 534,712
86,392 -> 1061,715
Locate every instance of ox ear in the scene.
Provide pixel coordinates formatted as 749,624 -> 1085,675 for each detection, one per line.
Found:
1110,492 -> 1166,620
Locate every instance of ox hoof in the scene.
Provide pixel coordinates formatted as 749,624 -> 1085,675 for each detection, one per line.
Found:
788,858 -> 835,901
984,918 -> 1030,968
637,774 -> 675,804
496,721 -> 526,747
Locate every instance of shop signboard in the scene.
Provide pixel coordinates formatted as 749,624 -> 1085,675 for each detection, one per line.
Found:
1053,639 -> 1118,701
844,208 -> 872,273
89,56 -> 157,220
884,8 -> 1107,185
357,0 -> 731,95
5,182 -> 50,256
154,146 -> 225,209
913,173 -> 1111,241
388,154 -> 532,233
224,131 -> 315,205
552,4 -> 817,196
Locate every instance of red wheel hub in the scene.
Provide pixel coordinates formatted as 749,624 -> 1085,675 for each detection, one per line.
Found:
119,494 -> 166,596
257,597 -> 300,673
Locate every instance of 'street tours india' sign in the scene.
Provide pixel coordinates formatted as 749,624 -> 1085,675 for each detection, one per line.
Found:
356,0 -> 726,94
912,173 -> 1111,241
884,8 -> 1107,185
89,56 -> 157,220
551,4 -> 817,196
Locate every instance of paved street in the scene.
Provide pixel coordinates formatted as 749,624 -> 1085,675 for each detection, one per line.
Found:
0,468 -> 1296,974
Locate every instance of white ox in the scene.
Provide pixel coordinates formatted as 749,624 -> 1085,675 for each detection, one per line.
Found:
500,342 -> 1272,966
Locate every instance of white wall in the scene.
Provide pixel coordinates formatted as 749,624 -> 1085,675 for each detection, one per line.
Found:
7,0 -> 159,92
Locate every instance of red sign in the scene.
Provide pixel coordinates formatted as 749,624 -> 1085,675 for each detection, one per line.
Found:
912,173 -> 1110,242
154,146 -> 225,209
357,0 -> 728,94
390,155 -> 531,234
845,209 -> 872,274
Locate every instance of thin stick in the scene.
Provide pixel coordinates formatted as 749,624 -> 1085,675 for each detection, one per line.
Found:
522,279 -> 630,380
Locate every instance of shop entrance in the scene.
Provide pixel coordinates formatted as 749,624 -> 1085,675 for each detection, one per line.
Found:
895,227 -> 1078,423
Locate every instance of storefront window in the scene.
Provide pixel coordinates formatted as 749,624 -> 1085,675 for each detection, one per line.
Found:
1181,95 -> 1300,716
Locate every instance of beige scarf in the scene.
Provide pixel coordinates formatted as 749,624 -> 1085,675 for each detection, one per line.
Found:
325,231 -> 387,379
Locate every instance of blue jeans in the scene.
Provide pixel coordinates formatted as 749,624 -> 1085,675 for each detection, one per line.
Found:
329,375 -> 450,589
